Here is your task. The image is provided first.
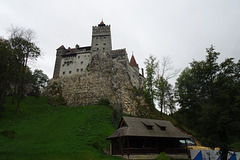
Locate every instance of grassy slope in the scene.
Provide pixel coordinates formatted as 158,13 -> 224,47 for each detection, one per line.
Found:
0,97 -> 121,160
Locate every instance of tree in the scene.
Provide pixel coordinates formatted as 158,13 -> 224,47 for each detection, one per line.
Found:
144,55 -> 158,108
0,37 -> 14,111
175,46 -> 240,160
31,69 -> 49,97
9,26 -> 40,112
155,56 -> 179,114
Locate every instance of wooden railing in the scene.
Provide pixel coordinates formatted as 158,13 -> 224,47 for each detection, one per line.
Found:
122,147 -> 188,154
164,148 -> 188,154
123,148 -> 158,154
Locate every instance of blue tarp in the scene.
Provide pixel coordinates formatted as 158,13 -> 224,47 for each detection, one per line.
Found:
194,151 -> 203,160
229,152 -> 236,160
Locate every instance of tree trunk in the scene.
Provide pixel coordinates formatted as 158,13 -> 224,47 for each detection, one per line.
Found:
220,146 -> 228,160
16,90 -> 21,113
16,76 -> 24,113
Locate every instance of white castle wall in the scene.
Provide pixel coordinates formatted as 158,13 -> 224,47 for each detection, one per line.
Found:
59,53 -> 91,77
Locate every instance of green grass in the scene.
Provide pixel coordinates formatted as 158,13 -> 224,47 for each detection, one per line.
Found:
0,97 -> 122,160
230,142 -> 240,151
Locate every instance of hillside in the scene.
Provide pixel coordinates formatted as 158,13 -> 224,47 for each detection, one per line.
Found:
0,97 -> 121,160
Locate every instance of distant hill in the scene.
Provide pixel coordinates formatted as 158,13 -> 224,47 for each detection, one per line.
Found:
0,97 -> 122,160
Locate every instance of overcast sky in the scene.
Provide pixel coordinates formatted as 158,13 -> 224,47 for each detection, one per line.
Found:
1,0 -> 240,84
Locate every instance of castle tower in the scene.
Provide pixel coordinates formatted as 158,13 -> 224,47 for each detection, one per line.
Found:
53,45 -> 65,78
91,20 -> 112,54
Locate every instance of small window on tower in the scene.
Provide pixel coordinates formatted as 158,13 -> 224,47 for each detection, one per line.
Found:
77,69 -> 79,72
81,61 -> 83,64
63,71 -> 65,75
62,64 -> 64,67
103,43 -> 106,45
78,56 -> 80,59
96,44 -> 98,45
81,68 -> 83,71
97,48 -> 99,50
104,37 -> 106,39
103,48 -> 105,50
96,37 -> 98,39
69,71 -> 71,74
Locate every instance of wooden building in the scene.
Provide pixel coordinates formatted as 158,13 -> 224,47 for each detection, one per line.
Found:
107,116 -> 190,155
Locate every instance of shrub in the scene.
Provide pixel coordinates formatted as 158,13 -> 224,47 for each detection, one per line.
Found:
98,98 -> 110,107
92,142 -> 99,149
156,152 -> 170,160
46,82 -> 66,106
0,130 -> 15,139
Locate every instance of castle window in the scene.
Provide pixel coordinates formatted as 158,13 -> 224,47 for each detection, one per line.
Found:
67,64 -> 69,66
96,44 -> 98,45
96,37 -> 98,39
77,69 -> 79,72
81,61 -> 83,64
104,37 -> 106,39
97,48 -> 99,50
62,64 -> 64,67
63,71 -> 65,75
69,71 -> 71,74
103,43 -> 106,45
81,68 -> 83,71
78,56 -> 80,59
103,47 -> 105,50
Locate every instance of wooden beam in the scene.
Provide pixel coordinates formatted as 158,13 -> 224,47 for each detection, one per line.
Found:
127,137 -> 130,156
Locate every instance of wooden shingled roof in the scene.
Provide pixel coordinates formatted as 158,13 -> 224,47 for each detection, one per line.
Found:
107,116 -> 190,139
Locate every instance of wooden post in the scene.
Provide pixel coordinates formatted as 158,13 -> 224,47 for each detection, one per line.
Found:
155,139 -> 158,153
127,137 -> 130,156
144,139 -> 146,154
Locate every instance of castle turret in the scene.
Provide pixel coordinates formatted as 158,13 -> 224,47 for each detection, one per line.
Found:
53,45 -> 65,78
129,55 -> 139,69
91,20 -> 112,55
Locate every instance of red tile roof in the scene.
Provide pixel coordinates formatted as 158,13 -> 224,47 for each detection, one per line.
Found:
57,45 -> 65,50
98,20 -> 106,26
129,55 -> 139,68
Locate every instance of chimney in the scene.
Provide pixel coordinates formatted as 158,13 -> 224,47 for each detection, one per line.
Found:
76,44 -> 79,49
141,68 -> 144,77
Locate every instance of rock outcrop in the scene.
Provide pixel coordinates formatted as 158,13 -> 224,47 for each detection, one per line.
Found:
47,53 -> 146,115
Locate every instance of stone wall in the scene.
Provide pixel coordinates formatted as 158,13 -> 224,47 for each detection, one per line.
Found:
48,52 -> 146,115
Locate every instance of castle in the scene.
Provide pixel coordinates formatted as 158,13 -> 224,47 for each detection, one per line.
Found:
50,21 -> 147,114
53,20 -> 144,89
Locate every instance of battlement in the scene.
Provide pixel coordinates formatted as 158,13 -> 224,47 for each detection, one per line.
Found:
111,49 -> 127,59
92,25 -> 111,36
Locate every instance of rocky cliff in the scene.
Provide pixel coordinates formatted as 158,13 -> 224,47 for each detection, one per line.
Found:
47,53 -> 147,115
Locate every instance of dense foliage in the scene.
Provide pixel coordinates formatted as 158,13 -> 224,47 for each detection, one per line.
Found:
0,38 -> 13,111
0,27 -> 48,113
175,46 -> 240,160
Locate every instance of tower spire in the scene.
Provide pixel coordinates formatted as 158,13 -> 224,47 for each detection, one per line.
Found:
98,19 -> 105,26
